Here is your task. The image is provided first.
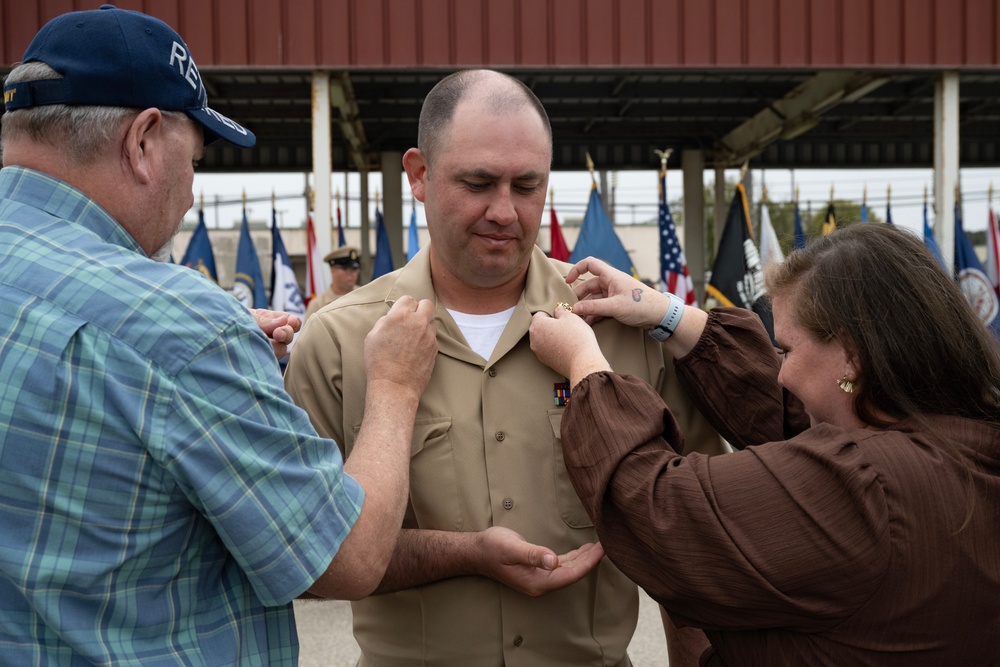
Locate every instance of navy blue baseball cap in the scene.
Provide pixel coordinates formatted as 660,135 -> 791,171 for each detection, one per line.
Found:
3,4 -> 255,148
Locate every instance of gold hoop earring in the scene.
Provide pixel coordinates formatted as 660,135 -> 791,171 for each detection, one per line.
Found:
837,375 -> 855,394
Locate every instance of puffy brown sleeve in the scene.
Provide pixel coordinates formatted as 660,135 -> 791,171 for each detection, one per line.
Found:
675,308 -> 809,448
560,371 -> 889,631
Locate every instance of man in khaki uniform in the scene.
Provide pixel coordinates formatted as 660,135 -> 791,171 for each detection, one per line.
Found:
285,69 -> 725,667
304,245 -> 360,319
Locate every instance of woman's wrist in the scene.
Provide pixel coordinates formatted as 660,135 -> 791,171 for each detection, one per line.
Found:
647,292 -> 685,341
569,355 -> 612,389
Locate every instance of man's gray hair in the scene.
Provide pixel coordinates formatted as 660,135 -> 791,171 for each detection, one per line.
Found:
2,62 -> 185,163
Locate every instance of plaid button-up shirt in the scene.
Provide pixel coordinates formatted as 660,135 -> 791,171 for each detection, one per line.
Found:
0,166 -> 362,666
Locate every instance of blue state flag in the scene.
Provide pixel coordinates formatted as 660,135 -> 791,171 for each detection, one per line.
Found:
860,202 -> 869,223
923,202 -> 946,269
569,185 -> 638,278
234,210 -> 268,308
270,209 -> 306,361
407,208 -> 420,261
180,209 -> 218,282
270,209 -> 306,320
793,202 -> 806,249
954,204 -> 1000,340
371,208 -> 395,280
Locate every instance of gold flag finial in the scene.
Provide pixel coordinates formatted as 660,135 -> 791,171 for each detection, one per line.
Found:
549,186 -> 555,207
795,185 -> 800,205
829,184 -> 834,202
199,189 -> 204,211
990,182 -> 994,205
739,160 -> 749,182
654,148 -> 673,177
585,152 -> 596,184
242,189 -> 246,209
336,189 -> 341,207
923,185 -> 928,205
271,189 -> 276,209
375,189 -> 380,208
862,185 -> 867,205
887,184 -> 892,205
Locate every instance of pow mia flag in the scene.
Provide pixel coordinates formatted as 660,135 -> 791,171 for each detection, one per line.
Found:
707,183 -> 775,341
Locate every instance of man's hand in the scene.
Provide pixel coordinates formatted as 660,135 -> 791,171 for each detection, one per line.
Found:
250,308 -> 302,359
365,295 -> 438,403
476,526 -> 606,598
308,296 -> 437,600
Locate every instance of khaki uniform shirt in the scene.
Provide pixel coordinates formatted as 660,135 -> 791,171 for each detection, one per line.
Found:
304,286 -> 349,320
285,245 -> 724,667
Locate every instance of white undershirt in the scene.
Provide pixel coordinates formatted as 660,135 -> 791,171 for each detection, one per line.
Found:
446,306 -> 516,361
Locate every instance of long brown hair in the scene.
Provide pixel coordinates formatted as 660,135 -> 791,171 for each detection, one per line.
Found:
766,223 -> 1000,428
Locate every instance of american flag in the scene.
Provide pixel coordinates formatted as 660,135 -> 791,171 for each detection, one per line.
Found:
658,172 -> 696,306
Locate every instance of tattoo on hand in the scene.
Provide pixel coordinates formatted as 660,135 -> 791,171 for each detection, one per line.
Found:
632,288 -> 642,302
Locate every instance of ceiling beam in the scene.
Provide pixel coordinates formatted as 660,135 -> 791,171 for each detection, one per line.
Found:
714,72 -> 890,167
330,72 -> 374,172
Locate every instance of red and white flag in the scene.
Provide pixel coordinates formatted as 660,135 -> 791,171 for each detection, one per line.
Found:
305,213 -> 331,303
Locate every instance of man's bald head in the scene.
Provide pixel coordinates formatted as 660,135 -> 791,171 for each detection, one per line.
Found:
416,70 -> 552,167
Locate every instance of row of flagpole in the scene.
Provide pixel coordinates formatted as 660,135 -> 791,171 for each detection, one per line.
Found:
705,169 -> 1000,341
545,155 -> 999,341
179,188 -> 409,360
180,165 -> 1000,345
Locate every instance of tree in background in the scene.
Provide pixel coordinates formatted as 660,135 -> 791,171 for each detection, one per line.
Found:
765,199 -> 880,254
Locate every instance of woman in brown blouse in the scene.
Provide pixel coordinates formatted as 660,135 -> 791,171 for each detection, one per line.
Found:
529,223 -> 1000,666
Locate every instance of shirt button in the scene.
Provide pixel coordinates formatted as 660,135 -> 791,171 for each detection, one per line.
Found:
502,497 -> 514,510
488,367 -> 497,377
513,635 -> 523,647
495,431 -> 505,441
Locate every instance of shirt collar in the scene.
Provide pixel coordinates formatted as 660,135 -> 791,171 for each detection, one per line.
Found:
382,243 -> 578,316
0,166 -> 145,255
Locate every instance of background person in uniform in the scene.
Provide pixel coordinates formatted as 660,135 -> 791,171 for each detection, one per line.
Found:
529,224 -> 1000,666
285,69 -> 725,667
306,245 -> 361,319
0,6 -> 437,665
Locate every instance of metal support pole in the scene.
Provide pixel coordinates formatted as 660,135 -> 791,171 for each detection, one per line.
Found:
714,166 -> 727,256
682,149 -> 707,301
359,170 -> 371,282
381,151 -> 405,269
934,72 -> 959,275
311,71 -> 333,260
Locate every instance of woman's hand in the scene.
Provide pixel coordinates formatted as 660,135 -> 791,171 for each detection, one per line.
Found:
567,257 -> 709,359
567,257 -> 671,329
530,305 -> 611,386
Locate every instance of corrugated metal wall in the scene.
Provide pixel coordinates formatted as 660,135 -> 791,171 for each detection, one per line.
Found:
3,0 -> 999,70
